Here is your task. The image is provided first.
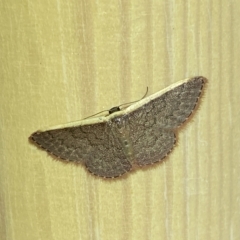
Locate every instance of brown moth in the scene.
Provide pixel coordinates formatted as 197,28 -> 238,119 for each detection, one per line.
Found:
29,76 -> 207,178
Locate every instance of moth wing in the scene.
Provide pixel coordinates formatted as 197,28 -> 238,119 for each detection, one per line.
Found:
129,127 -> 176,166
127,76 -> 206,166
30,122 -> 132,178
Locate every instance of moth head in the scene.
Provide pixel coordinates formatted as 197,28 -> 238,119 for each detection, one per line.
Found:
108,106 -> 121,115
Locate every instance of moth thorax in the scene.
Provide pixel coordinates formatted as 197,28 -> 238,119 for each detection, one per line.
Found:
112,117 -> 126,131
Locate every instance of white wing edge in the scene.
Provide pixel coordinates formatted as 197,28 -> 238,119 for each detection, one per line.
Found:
123,76 -> 206,115
36,76 -> 206,132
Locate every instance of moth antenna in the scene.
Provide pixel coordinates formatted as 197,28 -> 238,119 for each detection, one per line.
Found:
82,109 -> 109,120
118,87 -> 149,110
84,87 -> 149,119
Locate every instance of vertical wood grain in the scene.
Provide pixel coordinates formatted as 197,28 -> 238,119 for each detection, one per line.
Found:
0,0 -> 240,239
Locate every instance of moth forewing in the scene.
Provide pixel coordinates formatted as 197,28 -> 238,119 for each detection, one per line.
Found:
124,76 -> 206,116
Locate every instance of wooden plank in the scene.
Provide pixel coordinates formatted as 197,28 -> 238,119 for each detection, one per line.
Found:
0,0 -> 239,239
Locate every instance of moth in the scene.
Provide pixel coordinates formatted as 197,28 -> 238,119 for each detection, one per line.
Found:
29,76 -> 207,178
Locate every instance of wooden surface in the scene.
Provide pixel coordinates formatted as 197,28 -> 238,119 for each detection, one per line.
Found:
1,0 -> 240,239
